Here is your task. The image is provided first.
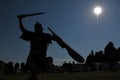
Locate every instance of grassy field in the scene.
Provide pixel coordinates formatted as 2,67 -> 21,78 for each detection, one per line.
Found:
1,71 -> 120,80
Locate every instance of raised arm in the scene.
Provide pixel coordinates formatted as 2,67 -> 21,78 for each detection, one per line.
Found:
17,15 -> 27,32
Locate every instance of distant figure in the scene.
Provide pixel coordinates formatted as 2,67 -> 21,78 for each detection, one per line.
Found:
17,16 -> 54,80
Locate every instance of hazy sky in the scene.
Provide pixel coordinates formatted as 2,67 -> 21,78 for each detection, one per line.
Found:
0,0 -> 120,65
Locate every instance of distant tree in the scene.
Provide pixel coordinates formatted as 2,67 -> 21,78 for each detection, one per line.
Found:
94,51 -> 104,63
0,60 -> 4,74
46,57 -> 53,65
0,60 -> 4,69
7,62 -> 14,73
86,50 -> 96,71
67,62 -> 73,72
104,41 -> 116,70
14,63 -> 20,73
46,57 -> 53,72
62,61 -> 73,73
72,61 -> 75,65
116,47 -> 120,62
62,61 -> 68,72
104,42 -> 116,63
86,50 -> 95,65
20,62 -> 26,73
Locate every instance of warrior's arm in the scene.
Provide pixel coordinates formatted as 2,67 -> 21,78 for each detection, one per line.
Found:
17,16 -> 27,33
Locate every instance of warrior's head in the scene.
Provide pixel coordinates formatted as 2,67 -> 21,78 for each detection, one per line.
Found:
34,22 -> 43,34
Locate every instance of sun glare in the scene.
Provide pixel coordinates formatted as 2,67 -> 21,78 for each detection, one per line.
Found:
93,6 -> 102,17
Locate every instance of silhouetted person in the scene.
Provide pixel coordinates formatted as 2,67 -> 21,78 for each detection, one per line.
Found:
17,16 -> 54,80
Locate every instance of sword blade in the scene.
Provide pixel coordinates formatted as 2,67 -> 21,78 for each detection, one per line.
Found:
23,12 -> 46,17
18,12 -> 46,18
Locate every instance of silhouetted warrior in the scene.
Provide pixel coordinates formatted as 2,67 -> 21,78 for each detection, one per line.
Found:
18,16 -> 54,80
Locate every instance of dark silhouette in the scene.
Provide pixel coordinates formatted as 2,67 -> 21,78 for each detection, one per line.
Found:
62,61 -> 73,73
85,41 -> 120,71
20,62 -> 26,73
86,50 -> 95,71
46,57 -> 54,72
104,42 -> 116,63
17,15 -> 54,80
48,27 -> 84,63
116,47 -> 120,62
104,42 -> 116,69
94,51 -> 104,63
14,63 -> 20,73
7,62 -> 14,73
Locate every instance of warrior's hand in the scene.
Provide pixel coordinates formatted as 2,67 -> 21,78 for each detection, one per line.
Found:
17,15 -> 23,20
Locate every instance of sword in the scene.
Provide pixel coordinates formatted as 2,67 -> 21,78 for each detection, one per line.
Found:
17,12 -> 45,18
48,27 -> 85,63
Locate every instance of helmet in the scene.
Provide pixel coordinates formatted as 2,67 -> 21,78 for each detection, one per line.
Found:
34,22 -> 43,33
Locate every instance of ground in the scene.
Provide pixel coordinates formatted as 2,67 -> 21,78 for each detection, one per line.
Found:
0,71 -> 120,80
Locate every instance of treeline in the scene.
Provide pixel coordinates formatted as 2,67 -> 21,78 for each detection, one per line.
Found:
86,41 -> 120,70
0,41 -> 120,74
0,61 -> 26,74
0,57 -> 54,74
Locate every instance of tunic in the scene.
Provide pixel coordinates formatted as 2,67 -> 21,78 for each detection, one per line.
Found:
20,30 -> 52,72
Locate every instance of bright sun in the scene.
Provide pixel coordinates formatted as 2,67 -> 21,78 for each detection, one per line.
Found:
93,6 -> 102,17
